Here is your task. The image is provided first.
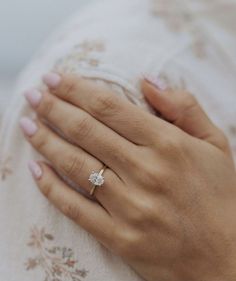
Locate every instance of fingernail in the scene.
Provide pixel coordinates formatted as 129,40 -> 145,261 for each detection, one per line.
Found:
24,89 -> 42,107
19,117 -> 38,137
28,160 -> 43,180
43,72 -> 61,88
144,75 -> 167,91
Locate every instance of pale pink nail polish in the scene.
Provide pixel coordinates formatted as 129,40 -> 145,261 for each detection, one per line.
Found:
42,72 -> 61,88
19,117 -> 38,137
28,160 -> 43,180
24,89 -> 42,107
144,75 -> 167,91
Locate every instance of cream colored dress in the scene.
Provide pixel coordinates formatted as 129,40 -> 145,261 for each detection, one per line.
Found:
0,0 -> 236,280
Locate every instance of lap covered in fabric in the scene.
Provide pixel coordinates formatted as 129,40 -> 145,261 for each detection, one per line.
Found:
0,0 -> 236,280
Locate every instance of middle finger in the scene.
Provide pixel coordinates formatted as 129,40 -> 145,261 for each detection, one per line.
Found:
25,89 -> 138,178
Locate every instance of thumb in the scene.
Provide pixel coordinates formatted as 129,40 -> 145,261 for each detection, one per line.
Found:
141,76 -> 232,158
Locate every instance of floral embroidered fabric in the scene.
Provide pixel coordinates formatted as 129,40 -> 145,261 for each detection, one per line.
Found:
0,0 -> 236,280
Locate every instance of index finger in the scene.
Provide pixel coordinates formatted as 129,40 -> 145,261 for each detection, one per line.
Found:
43,72 -> 167,146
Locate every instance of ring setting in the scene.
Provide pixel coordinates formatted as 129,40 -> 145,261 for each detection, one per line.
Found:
89,171 -> 105,186
89,165 -> 106,196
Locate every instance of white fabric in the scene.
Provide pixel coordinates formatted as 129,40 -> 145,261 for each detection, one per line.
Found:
0,0 -> 236,280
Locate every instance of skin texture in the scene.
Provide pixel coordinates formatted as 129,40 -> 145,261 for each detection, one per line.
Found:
21,73 -> 236,281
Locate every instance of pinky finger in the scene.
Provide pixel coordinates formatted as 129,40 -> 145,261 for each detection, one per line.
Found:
28,160 -> 114,248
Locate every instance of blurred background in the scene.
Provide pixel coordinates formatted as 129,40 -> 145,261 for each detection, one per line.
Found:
0,0 -> 91,112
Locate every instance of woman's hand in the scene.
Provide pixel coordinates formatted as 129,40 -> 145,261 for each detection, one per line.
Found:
20,73 -> 236,281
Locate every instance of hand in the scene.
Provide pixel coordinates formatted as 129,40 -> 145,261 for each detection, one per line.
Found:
20,73 -> 236,281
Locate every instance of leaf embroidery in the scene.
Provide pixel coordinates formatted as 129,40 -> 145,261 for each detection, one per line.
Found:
54,39 -> 105,73
151,0 -> 207,58
25,226 -> 88,281
0,156 -> 13,181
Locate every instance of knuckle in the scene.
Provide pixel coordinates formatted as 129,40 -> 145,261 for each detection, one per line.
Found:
160,131 -> 185,154
60,154 -> 85,178
89,93 -> 118,118
122,147 -> 145,171
217,130 -> 227,143
112,228 -> 141,258
62,203 -> 80,221
217,130 -> 230,150
128,197 -> 157,225
128,154 -> 142,171
113,146 -> 139,168
181,93 -> 199,113
33,129 -> 48,151
129,149 -> 161,187
153,169 -> 173,194
68,115 -> 93,140
40,181 -> 53,198
61,78 -> 78,99
144,167 -> 160,188
40,95 -> 55,118
159,134 -> 189,171
155,167 -> 171,184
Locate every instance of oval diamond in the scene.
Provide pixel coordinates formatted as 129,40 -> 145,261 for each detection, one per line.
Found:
89,172 -> 105,186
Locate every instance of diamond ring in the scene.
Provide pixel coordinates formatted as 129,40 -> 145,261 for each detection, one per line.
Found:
88,165 -> 107,196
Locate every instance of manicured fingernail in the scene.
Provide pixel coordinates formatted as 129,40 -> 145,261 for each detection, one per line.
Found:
28,160 -> 43,180
42,72 -> 61,88
144,75 -> 167,91
24,89 -> 42,107
19,117 -> 38,137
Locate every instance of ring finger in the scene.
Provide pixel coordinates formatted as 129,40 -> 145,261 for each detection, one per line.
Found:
20,117 -> 124,211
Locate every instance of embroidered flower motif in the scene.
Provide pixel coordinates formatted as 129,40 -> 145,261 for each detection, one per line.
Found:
151,0 -> 207,58
25,227 -> 88,281
151,0 -> 191,31
0,156 -> 12,181
54,39 -> 105,73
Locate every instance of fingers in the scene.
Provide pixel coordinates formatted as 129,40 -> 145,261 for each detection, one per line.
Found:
42,72 -> 168,146
19,117 -> 123,209
24,89 -> 137,176
28,161 -> 114,248
142,77 -> 232,156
